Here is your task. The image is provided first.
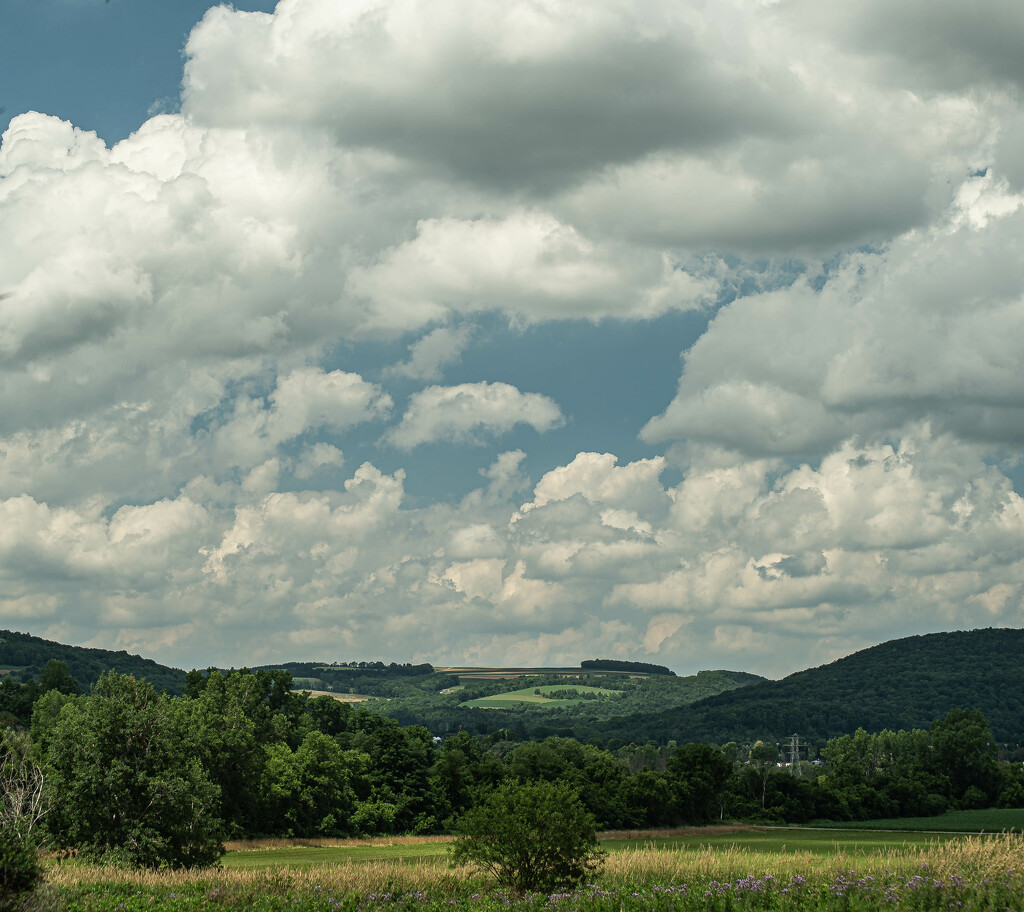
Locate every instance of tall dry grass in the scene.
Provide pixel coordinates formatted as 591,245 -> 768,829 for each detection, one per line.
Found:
44,832 -> 1024,896
602,832 -> 1024,884
46,859 -> 472,896
222,835 -> 454,852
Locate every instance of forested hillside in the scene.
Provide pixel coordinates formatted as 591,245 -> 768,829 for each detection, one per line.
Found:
0,629 -> 187,694
589,628 -> 1024,746
5,627 -> 1024,747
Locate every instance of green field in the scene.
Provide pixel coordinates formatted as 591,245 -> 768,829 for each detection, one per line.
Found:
221,827 -> 964,870
49,829 -> 1024,912
439,666 -> 642,681
460,684 -> 623,709
824,807 -> 1024,832
223,840 -> 452,869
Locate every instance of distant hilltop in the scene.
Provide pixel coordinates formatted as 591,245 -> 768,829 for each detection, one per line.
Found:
581,659 -> 675,676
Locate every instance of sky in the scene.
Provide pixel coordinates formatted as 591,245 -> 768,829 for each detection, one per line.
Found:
0,0 -> 1023,679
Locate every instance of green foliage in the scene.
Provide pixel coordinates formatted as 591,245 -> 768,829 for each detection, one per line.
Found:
0,678 -> 39,730
40,672 -> 224,868
181,668 -> 298,836
0,629 -> 187,695
665,743 -> 732,823
930,709 -> 1001,806
449,779 -> 605,895
0,828 -> 39,912
580,658 -> 675,675
37,659 -> 79,696
356,721 -> 435,833
263,733 -> 358,836
619,628 -> 1024,746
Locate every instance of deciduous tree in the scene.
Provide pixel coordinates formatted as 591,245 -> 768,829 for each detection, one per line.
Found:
40,673 -> 223,868
449,779 -> 605,895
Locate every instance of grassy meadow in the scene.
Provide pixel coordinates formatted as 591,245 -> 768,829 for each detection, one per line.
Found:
825,807 -> 1024,832
217,827 -> 961,870
36,827 -> 1024,912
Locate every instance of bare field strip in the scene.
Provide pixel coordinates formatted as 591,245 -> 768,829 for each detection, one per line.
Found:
297,689 -> 377,702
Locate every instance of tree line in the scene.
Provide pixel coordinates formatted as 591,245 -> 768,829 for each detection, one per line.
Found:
3,664 -> 1024,870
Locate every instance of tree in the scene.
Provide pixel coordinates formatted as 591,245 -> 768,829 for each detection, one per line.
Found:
749,740 -> 779,809
38,660 -> 79,696
263,732 -> 358,836
0,730 -> 48,841
930,709 -> 1001,806
39,673 -> 223,868
449,779 -> 605,895
666,743 -> 732,823
0,731 -> 45,911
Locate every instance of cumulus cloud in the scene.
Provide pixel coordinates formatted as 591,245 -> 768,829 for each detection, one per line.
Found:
643,192 -> 1024,456
384,326 -> 475,382
181,0 -> 802,192
294,443 -> 345,480
783,0 -> 1024,95
205,368 -> 391,473
385,382 -> 564,449
0,431 -> 1020,677
348,212 -> 717,324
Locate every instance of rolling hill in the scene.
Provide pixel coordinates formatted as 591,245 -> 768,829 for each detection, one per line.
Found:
0,629 -> 188,694
587,628 -> 1024,747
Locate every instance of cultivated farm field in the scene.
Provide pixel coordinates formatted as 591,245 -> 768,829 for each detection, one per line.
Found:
40,827 -> 1024,911
460,685 -> 623,709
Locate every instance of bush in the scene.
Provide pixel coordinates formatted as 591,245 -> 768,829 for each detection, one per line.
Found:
0,829 -> 39,912
449,779 -> 605,895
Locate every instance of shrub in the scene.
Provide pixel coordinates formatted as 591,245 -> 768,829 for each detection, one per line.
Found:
449,779 -> 605,895
0,829 -> 39,912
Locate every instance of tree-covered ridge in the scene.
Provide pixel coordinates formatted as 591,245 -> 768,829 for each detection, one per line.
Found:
581,659 -> 676,675
0,629 -> 187,695
593,628 -> 1024,746
254,661 -> 437,680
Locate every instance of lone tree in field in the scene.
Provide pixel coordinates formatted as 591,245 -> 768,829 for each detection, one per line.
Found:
449,779 -> 605,895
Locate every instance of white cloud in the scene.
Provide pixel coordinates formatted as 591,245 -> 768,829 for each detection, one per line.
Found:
385,382 -> 564,449
518,452 -> 668,515
348,212 -> 717,324
644,197 -> 1024,456
181,0 -> 803,192
384,326 -> 475,382
0,431 -> 1018,677
294,443 -> 345,480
